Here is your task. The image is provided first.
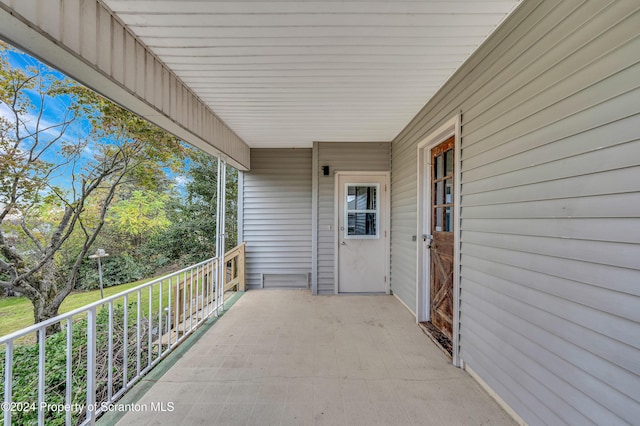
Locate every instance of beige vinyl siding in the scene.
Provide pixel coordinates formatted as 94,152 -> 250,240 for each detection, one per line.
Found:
242,149 -> 312,289
391,0 -> 640,424
316,142 -> 390,294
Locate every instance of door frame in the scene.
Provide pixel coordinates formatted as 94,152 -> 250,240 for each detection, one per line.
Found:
334,171 -> 391,295
416,115 -> 462,366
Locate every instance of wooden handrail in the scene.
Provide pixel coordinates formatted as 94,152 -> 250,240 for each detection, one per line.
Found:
174,243 -> 246,325
224,242 -> 246,292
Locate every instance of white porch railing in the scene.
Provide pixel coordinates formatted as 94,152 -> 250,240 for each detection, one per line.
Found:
0,254 -> 235,426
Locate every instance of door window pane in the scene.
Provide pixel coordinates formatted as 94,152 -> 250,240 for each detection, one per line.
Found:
347,185 -> 377,210
345,184 -> 379,238
434,207 -> 443,232
435,181 -> 444,205
445,207 -> 452,232
445,178 -> 453,204
431,143 -> 454,234
445,149 -> 454,175
435,155 -> 444,179
347,213 -> 377,236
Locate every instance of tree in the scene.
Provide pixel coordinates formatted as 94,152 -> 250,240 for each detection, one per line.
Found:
108,190 -> 170,246
147,152 -> 238,266
0,44 -> 185,330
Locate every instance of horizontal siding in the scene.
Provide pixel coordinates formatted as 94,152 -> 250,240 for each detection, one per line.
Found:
391,0 -> 640,424
316,142 -> 390,293
243,149 -> 312,289
263,274 -> 309,289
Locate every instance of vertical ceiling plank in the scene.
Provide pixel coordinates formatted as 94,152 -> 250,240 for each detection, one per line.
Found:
123,30 -> 136,91
111,20 -> 124,84
176,85 -> 182,126
162,67 -> 170,114
153,58 -> 162,111
79,0 -> 96,64
11,0 -> 37,25
169,74 -> 177,120
135,39 -> 145,95
96,4 -> 111,74
62,0 -> 81,54
40,0 -> 61,41
144,50 -> 154,104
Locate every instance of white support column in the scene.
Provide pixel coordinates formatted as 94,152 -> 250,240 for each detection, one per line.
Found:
215,158 -> 227,314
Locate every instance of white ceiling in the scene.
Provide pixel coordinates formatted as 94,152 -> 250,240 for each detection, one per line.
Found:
102,1 -> 520,148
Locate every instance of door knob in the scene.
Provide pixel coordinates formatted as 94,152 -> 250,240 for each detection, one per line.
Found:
340,241 -> 346,245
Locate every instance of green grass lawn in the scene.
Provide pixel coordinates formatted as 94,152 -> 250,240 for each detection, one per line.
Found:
0,276 -> 158,338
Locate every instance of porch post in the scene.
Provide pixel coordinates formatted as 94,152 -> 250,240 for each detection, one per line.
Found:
215,158 -> 227,314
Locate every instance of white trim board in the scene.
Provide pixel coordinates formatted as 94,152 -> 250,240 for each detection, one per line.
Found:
465,365 -> 528,426
415,114 -> 462,367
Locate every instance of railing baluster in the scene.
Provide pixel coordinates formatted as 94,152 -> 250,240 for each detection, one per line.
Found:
232,257 -> 236,283
213,259 -> 217,315
107,304 -> 113,403
213,259 -> 218,316
197,266 -> 201,324
123,295 -> 128,391
38,326 -> 45,426
136,290 -> 141,377
148,286 -> 152,367
199,265 -> 204,323
215,260 -> 218,310
189,268 -> 194,332
206,263 -> 210,317
158,280 -> 163,356
168,276 -> 172,348
4,341 -> 13,426
204,265 -> 208,319
182,271 -> 187,340
214,259 -> 219,316
86,307 -> 97,425
214,260 -> 218,316
218,257 -> 224,314
66,318 -> 73,426
175,275 -> 180,344
202,265 -> 205,318
194,266 -> 199,325
0,252 -> 241,426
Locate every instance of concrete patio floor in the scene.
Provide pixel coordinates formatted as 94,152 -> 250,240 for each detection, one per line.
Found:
110,289 -> 516,426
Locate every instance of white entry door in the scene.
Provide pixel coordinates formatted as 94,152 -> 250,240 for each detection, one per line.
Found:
336,173 -> 388,293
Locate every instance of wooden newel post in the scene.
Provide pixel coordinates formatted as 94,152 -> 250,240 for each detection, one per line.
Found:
239,243 -> 246,291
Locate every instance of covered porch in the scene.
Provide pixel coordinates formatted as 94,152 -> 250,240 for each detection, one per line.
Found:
2,1 -> 639,424
105,290 -> 514,426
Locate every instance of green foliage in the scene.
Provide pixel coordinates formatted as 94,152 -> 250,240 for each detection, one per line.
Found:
0,44 -> 96,213
0,43 -> 188,323
0,305 -> 156,425
108,190 -> 170,241
145,152 -> 238,266
77,253 -> 154,291
1,42 -> 239,324
0,275 -> 162,338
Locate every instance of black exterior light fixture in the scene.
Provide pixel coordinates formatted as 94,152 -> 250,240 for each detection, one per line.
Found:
322,165 -> 330,176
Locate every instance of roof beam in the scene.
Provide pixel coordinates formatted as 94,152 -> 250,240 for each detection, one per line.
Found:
0,0 -> 250,170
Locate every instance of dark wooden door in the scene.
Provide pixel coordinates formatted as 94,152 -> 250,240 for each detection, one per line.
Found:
430,136 -> 454,340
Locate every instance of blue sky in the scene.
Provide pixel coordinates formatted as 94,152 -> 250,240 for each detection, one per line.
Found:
1,43 -> 190,195
1,46 -> 98,190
